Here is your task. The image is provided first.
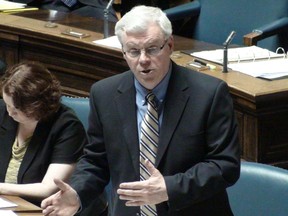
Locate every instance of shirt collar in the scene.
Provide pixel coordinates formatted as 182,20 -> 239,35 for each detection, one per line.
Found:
134,62 -> 172,105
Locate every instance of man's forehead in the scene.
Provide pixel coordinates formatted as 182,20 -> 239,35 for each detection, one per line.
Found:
122,31 -> 164,46
125,37 -> 162,45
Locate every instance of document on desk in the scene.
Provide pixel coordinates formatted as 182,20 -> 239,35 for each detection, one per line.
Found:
0,210 -> 17,216
0,0 -> 26,10
190,46 -> 288,80
190,46 -> 285,64
93,35 -> 122,50
229,58 -> 288,80
0,197 -> 17,208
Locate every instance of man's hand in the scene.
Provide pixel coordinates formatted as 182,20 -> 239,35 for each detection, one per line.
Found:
117,159 -> 168,206
41,179 -> 80,216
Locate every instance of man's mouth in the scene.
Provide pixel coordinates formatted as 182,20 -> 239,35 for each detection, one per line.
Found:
141,69 -> 152,74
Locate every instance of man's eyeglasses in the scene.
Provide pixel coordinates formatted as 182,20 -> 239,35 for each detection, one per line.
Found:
123,40 -> 168,58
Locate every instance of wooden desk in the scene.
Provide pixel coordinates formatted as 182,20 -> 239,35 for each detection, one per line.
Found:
1,195 -> 43,216
0,10 -> 125,96
0,11 -> 288,168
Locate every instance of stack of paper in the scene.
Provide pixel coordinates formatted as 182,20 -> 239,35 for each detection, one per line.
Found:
190,46 -> 285,64
190,46 -> 288,80
93,36 -> 122,50
229,58 -> 288,79
0,0 -> 26,10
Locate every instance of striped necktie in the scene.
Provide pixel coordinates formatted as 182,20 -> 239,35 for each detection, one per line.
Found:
140,92 -> 159,216
61,0 -> 77,7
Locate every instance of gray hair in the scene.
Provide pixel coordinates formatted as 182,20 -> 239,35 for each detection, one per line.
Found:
115,5 -> 172,44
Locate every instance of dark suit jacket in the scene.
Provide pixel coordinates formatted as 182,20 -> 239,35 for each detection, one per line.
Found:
0,101 -> 86,205
70,62 -> 240,216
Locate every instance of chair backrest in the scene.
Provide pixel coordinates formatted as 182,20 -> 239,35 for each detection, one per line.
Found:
196,0 -> 288,51
167,0 -> 288,51
227,161 -> 288,216
61,96 -> 90,130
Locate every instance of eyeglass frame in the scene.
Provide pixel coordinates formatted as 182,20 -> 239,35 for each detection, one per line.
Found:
122,39 -> 168,58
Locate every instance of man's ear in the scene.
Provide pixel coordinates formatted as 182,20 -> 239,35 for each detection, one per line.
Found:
123,52 -> 127,60
168,36 -> 174,54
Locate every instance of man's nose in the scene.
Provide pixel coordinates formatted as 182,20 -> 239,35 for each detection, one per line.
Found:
138,50 -> 150,62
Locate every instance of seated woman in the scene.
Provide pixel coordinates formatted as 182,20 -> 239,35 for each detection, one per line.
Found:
0,61 -> 86,206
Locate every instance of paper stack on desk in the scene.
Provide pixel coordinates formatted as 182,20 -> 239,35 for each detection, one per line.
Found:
93,36 -> 122,50
229,58 -> 288,80
190,46 -> 288,80
0,0 -> 26,10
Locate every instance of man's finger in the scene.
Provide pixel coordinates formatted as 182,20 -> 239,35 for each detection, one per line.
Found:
42,204 -> 55,215
144,159 -> 158,176
41,199 -> 51,209
54,178 -> 70,192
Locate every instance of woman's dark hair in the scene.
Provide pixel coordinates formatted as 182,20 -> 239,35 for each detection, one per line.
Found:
1,61 -> 62,121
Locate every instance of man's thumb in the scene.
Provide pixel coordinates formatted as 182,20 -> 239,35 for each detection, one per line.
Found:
54,179 -> 70,191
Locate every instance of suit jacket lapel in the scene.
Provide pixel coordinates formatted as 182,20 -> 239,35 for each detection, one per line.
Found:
0,114 -> 45,183
155,63 -> 190,167
18,113 -> 57,182
115,72 -> 140,174
0,114 -> 17,181
18,124 -> 43,182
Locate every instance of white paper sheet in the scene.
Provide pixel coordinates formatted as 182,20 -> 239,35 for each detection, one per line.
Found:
93,35 -> 122,50
0,0 -> 26,10
191,46 -> 288,80
0,198 -> 17,208
228,58 -> 288,80
0,210 -> 17,216
190,46 -> 285,64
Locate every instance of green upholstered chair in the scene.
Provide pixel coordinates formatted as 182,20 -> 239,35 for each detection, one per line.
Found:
164,0 -> 288,51
227,161 -> 288,216
61,96 -> 90,130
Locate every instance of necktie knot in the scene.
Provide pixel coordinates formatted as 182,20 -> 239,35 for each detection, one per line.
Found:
146,92 -> 158,110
